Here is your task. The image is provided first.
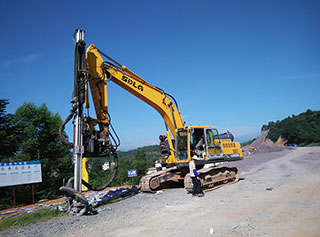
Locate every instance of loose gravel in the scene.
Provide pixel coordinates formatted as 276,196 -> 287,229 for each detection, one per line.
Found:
1,147 -> 320,237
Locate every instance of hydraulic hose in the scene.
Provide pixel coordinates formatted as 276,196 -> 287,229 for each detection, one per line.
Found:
81,151 -> 119,191
59,186 -> 89,215
60,151 -> 118,214
59,109 -> 75,148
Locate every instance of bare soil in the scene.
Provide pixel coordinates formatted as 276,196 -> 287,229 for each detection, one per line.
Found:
2,147 -> 320,237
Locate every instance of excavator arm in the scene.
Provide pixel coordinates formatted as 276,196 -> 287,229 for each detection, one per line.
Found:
86,44 -> 184,139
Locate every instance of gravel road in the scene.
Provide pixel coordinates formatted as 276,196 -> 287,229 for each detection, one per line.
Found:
2,147 -> 320,237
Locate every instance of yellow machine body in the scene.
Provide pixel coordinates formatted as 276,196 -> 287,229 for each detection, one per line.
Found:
81,157 -> 89,191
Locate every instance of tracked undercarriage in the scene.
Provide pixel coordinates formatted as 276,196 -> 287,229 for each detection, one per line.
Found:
184,166 -> 239,192
140,167 -> 184,192
140,165 -> 239,192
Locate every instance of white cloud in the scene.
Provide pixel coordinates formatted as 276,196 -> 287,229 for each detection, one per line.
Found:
1,53 -> 42,68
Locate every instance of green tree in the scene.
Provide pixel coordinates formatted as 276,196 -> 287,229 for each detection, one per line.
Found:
130,149 -> 149,184
261,124 -> 268,132
13,103 -> 73,200
0,99 -> 20,210
265,109 -> 320,146
112,158 -> 132,186
111,147 -> 158,186
0,102 -> 72,210
0,99 -> 20,160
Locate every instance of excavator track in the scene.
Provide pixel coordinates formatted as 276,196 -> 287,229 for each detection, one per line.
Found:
140,166 -> 239,193
139,167 -> 184,192
184,166 -> 239,192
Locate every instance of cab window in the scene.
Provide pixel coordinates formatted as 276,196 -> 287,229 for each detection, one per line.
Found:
176,130 -> 188,161
206,129 -> 220,146
205,129 -> 214,146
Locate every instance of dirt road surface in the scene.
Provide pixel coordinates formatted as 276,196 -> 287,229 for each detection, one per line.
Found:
2,147 -> 320,237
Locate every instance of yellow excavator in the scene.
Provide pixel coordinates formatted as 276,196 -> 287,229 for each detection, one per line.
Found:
85,40 -> 243,192
60,29 -> 242,214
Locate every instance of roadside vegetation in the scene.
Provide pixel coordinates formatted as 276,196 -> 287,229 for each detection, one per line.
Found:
0,99 -> 73,210
261,109 -> 320,146
0,208 -> 64,232
0,99 -> 159,211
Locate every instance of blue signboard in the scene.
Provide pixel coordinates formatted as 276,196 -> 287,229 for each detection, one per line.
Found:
127,169 -> 137,177
0,161 -> 42,187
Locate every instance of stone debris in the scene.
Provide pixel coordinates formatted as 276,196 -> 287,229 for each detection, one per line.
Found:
244,130 -> 286,155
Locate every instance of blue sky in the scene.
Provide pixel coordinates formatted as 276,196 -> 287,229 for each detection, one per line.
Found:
1,0 -> 319,150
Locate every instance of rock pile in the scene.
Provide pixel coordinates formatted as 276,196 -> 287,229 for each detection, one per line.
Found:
244,130 -> 285,155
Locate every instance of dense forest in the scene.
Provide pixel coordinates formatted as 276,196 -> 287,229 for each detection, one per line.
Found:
0,99 -> 160,210
261,109 -> 320,146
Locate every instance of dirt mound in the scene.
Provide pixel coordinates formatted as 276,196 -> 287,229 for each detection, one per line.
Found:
276,136 -> 288,146
245,130 -> 285,155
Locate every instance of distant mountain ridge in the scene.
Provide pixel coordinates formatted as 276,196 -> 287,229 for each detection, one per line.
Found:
117,145 -> 160,160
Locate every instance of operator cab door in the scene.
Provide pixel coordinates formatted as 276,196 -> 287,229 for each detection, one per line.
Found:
205,128 -> 224,159
175,129 -> 189,162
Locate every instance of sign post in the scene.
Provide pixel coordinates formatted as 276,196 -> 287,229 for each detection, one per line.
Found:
0,161 -> 42,187
127,169 -> 137,177
127,169 -> 137,186
12,187 -> 16,208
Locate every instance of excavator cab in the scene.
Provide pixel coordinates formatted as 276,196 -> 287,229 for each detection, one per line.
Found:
175,126 -> 224,162
189,127 -> 224,160
173,126 -> 241,164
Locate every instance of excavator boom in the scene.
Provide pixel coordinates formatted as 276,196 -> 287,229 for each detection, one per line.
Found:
86,44 -> 184,139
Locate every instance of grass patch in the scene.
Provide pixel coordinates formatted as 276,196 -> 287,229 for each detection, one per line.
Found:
0,197 -> 128,232
306,143 -> 320,147
0,207 -> 65,232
